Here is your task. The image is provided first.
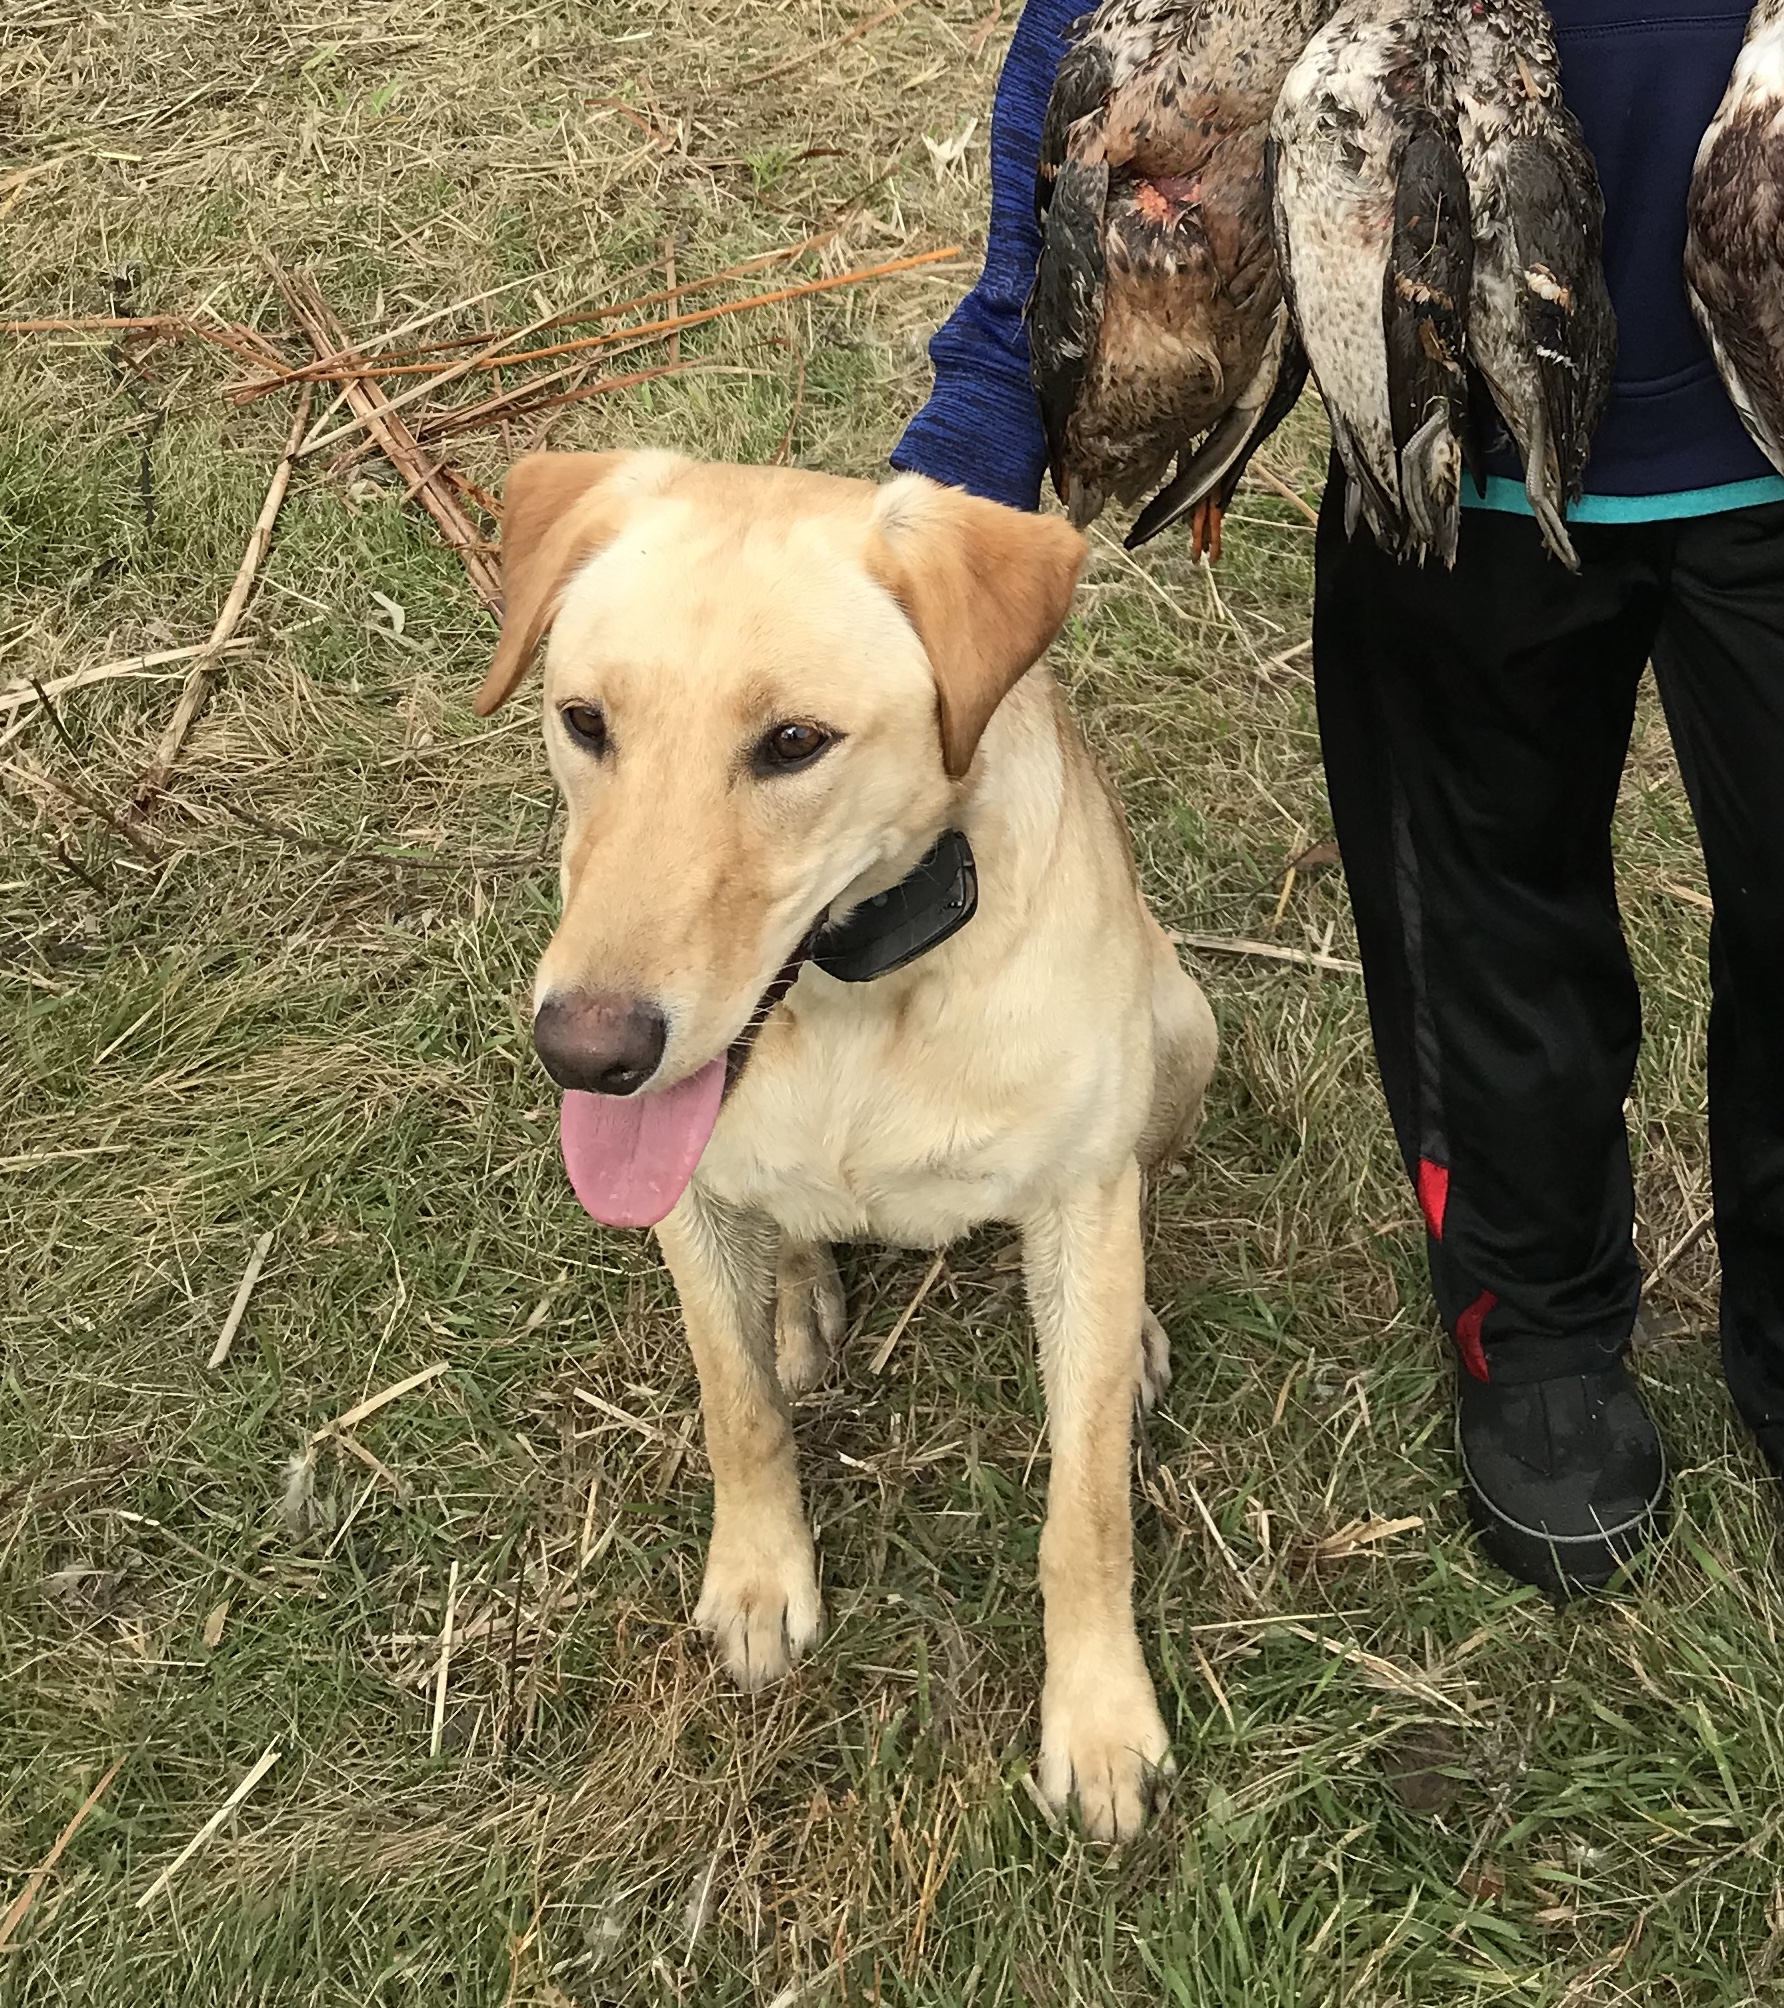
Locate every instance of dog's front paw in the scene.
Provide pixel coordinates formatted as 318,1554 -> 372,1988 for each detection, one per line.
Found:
695,1517 -> 822,1690
1138,1306 -> 1172,1412
1039,1661 -> 1172,1840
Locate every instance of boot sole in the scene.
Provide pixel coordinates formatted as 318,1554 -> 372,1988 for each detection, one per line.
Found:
1459,1438 -> 1668,1598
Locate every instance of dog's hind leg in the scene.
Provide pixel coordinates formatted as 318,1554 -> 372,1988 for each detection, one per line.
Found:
1132,924 -> 1213,1413
1138,915 -> 1217,1172
1138,1305 -> 1172,1412
656,1189 -> 822,1690
774,1237 -> 846,1393
1023,1160 -> 1172,1840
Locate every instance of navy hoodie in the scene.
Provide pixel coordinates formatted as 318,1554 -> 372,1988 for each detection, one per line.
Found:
892,0 -> 1784,521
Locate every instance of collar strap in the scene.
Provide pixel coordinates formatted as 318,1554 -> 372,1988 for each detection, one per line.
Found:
811,830 -> 977,983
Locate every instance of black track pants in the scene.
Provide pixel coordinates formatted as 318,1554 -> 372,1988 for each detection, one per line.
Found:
1313,476 -> 1784,1442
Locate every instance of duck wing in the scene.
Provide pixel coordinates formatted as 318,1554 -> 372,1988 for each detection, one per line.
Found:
1686,15 -> 1784,474
1031,29 -> 1122,517
1031,137 -> 1112,509
1038,36 -> 1115,223
1384,114 -> 1472,564
1456,0 -> 1614,566
1501,126 -> 1615,561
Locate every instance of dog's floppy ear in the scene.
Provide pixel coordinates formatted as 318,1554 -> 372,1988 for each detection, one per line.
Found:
868,475 -> 1087,779
474,451 -> 677,717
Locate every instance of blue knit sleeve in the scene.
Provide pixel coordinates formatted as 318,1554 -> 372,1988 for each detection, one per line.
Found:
889,0 -> 1079,511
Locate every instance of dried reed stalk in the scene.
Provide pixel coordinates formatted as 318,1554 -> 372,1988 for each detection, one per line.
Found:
429,1560 -> 461,1759
1248,463 -> 1321,526
420,358 -> 702,444
294,244 -> 962,462
1170,931 -> 1362,976
661,237 -> 679,365
277,270 -> 502,613
235,234 -> 838,397
207,1230 -> 275,1370
0,640 -> 250,718
229,272 -> 541,397
431,243 -> 962,376
869,1250 -> 947,1373
135,1743 -> 282,1909
135,383 -> 314,805
315,1359 -> 449,1442
2,314 -> 286,373
2,314 -> 186,333
0,1758 -> 126,1950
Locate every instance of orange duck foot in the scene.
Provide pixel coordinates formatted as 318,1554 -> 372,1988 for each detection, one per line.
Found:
1191,497 -> 1224,565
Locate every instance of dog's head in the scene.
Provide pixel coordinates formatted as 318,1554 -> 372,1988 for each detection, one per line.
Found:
476,450 -> 1084,1224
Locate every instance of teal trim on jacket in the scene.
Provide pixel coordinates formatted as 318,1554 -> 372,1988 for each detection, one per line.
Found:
1462,474 -> 1784,525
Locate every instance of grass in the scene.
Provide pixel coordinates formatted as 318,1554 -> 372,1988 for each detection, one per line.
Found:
0,2 -> 1778,2004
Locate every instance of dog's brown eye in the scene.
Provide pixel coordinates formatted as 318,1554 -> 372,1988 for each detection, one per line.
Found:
561,704 -> 608,754
755,721 -> 833,773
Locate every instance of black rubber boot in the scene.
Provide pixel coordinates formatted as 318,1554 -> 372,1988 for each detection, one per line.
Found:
1752,1424 -> 1784,1485
1458,1357 -> 1668,1596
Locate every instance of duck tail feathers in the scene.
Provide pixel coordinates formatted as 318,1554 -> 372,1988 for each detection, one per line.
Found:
1125,407 -> 1258,549
1329,412 -> 1403,555
1125,320 -> 1311,551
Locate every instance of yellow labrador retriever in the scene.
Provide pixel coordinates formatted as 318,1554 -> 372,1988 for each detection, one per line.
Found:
475,450 -> 1216,1837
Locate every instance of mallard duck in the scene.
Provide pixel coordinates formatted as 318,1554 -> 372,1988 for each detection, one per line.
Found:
1685,0 -> 1784,473
1452,0 -> 1616,568
1028,0 -> 1327,558
1271,0 -> 1473,564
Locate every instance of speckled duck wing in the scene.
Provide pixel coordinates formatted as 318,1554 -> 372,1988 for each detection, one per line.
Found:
1455,0 -> 1614,566
1031,37 -> 1120,506
1501,121 -> 1615,537
1686,6 -> 1784,473
1384,110 -> 1473,565
1038,34 -> 1116,222
1031,131 -> 1113,504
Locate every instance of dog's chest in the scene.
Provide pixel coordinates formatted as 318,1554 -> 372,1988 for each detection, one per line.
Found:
695,977 -> 1112,1245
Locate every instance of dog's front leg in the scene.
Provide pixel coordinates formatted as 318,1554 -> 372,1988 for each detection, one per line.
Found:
1023,1160 -> 1170,1839
656,1189 -> 822,1690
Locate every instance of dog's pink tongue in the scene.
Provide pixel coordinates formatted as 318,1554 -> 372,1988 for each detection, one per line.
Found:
559,1058 -> 726,1228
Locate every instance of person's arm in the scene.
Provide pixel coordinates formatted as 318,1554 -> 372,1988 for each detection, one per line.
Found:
889,0 -> 1079,510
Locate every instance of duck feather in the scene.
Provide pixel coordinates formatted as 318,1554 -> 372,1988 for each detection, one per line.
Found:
1686,2 -> 1784,474
1272,0 -> 1471,564
1454,0 -> 1615,567
1028,0 -> 1328,534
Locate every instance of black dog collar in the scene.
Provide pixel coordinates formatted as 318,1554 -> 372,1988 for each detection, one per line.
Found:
810,830 -> 977,983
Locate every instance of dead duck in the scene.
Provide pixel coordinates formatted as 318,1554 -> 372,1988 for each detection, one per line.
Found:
1452,0 -> 1616,568
1685,0 -> 1784,473
1271,0 -> 1474,564
1027,0 -> 1327,557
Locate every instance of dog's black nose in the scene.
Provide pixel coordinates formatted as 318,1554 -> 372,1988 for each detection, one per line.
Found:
533,991 -> 668,1096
